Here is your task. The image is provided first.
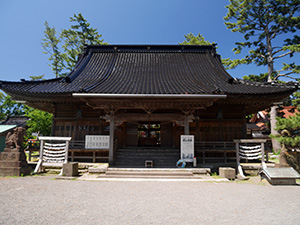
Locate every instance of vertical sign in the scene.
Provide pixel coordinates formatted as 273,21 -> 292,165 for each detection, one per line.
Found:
85,135 -> 110,149
180,135 -> 194,162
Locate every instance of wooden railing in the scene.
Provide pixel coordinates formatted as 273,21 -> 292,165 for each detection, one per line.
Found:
195,142 -> 235,149
194,141 -> 271,164
194,142 -> 236,164
27,140 -> 109,163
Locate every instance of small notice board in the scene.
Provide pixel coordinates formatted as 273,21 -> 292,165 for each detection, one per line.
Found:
180,135 -> 194,162
85,135 -> 110,149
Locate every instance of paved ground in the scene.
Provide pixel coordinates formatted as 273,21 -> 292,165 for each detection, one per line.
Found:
0,175 -> 300,225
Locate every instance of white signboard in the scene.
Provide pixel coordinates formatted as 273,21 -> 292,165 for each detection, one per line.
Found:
180,135 -> 194,162
85,135 -> 110,149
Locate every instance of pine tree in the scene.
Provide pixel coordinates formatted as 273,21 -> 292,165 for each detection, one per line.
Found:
179,33 -> 213,45
60,13 -> 107,72
274,92 -> 300,149
42,13 -> 107,77
42,21 -> 64,78
224,0 -> 300,82
224,0 -> 300,152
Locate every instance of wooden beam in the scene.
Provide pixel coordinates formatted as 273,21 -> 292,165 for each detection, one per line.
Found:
109,113 -> 114,162
115,113 -> 184,122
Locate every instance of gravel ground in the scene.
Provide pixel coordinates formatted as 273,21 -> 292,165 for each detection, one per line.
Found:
0,175 -> 299,225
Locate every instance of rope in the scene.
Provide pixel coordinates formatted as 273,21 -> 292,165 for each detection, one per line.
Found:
239,149 -> 261,154
240,155 -> 261,160
239,152 -> 260,157
239,144 -> 262,160
44,149 -> 66,154
239,145 -> 261,150
45,143 -> 66,147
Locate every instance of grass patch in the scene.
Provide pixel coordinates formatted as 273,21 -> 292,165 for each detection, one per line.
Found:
210,172 -> 221,179
25,152 -> 39,162
269,156 -> 279,164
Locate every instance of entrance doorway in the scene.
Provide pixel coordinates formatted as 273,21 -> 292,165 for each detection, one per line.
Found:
138,122 -> 161,147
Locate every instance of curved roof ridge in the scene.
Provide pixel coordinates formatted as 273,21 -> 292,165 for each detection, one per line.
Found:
0,77 -> 62,85
86,44 -> 217,53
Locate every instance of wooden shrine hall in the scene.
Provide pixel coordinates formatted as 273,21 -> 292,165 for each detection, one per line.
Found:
0,45 -> 298,167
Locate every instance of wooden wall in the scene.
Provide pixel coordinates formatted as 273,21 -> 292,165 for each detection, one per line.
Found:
53,103 -> 247,148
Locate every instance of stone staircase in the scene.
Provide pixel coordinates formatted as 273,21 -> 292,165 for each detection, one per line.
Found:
112,147 -> 181,168
98,168 -> 211,179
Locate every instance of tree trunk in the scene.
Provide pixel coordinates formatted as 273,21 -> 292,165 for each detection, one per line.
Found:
266,30 -> 281,153
270,105 -> 281,153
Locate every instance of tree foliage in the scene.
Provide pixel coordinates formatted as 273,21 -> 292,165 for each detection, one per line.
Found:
243,73 -> 269,82
61,13 -> 107,72
29,75 -> 45,81
42,21 -> 64,78
42,13 -> 107,78
179,33 -> 213,45
0,93 -> 25,121
274,105 -> 300,148
291,91 -> 300,106
24,107 -> 52,137
224,0 -> 300,82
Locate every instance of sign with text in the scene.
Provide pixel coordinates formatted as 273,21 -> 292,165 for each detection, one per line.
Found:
85,135 -> 110,149
180,135 -> 194,162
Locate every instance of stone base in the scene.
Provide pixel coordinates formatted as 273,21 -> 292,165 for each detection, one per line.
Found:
63,162 -> 78,177
0,151 -> 32,177
219,167 -> 236,180
0,166 -> 32,177
269,178 -> 297,185
0,151 -> 26,161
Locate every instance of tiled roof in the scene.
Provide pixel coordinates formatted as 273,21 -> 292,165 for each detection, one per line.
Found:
278,106 -> 300,118
0,45 -> 298,97
1,116 -> 28,127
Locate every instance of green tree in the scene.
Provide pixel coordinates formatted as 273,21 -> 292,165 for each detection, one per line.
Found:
224,0 -> 300,82
275,112 -> 300,147
42,21 -> 64,78
224,0 -> 300,152
291,91 -> 300,106
179,33 -> 213,45
42,13 -> 107,77
24,107 -> 52,137
0,93 -> 25,121
274,92 -> 300,150
60,13 -> 107,72
243,73 -> 269,82
29,75 -> 45,81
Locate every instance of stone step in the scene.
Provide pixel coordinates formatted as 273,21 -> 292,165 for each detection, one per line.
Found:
112,162 -> 178,168
117,148 -> 179,151
116,152 -> 179,155
107,168 -> 210,174
106,171 -> 193,176
97,174 -> 204,179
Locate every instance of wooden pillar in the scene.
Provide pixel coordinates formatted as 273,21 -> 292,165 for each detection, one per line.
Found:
196,118 -> 200,142
184,114 -> 189,135
51,103 -> 56,136
109,113 -> 114,162
261,142 -> 266,169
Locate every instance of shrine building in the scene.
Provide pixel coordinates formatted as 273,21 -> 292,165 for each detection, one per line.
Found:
0,45 -> 297,167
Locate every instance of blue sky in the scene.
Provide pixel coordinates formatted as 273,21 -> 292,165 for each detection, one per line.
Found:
0,0 -> 299,81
